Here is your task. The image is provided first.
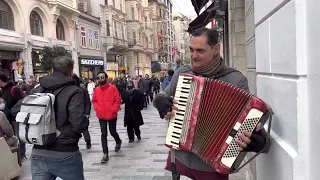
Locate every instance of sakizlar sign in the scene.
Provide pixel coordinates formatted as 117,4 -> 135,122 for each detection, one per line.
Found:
81,59 -> 104,66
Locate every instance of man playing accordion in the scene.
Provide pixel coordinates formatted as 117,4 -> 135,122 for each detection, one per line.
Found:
153,28 -> 271,180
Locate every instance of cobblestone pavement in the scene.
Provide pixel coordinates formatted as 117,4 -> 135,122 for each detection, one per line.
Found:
19,104 -> 248,180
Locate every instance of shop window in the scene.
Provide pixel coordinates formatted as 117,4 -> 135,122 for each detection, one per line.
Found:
0,0 -> 14,31
56,19 -> 65,40
30,11 -> 43,36
88,28 -> 94,49
80,25 -> 87,48
94,30 -> 100,50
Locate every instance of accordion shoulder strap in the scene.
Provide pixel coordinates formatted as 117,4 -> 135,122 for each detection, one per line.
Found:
214,68 -> 240,79
232,109 -> 274,173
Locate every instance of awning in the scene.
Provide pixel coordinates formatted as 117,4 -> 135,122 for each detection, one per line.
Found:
188,2 -> 216,33
191,0 -> 210,15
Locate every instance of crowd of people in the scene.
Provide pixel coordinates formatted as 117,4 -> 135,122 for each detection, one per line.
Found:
0,27 -> 272,180
0,55 -> 175,179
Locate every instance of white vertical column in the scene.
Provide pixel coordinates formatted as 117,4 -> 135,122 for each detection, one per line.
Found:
306,0 -> 320,179
254,0 -> 308,179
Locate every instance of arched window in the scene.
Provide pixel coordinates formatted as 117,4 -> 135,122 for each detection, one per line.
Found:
0,0 -> 15,30
30,11 -> 43,36
56,19 -> 65,40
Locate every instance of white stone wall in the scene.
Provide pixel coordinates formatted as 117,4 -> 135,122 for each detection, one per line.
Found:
252,0 -> 310,179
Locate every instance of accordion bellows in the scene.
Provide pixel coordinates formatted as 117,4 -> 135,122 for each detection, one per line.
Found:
165,73 -> 272,174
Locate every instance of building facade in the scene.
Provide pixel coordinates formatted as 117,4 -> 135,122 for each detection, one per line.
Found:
98,0 -> 128,79
165,0 -> 173,64
76,1 -> 103,81
125,0 -> 154,77
0,0 -> 78,82
172,12 -> 191,64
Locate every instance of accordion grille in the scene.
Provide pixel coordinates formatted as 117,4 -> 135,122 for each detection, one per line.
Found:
191,79 -> 251,164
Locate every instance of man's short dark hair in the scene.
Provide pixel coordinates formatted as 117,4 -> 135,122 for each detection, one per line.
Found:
0,72 -> 8,83
167,69 -> 174,76
52,56 -> 74,76
98,72 -> 108,78
191,28 -> 219,46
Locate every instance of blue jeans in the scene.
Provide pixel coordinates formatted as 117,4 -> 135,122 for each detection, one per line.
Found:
31,152 -> 84,180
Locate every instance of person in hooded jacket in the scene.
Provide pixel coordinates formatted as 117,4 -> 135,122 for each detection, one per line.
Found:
153,28 -> 271,180
72,74 -> 92,149
24,56 -> 88,180
121,80 -> 144,143
0,73 -> 25,159
92,72 -> 122,163
162,69 -> 174,90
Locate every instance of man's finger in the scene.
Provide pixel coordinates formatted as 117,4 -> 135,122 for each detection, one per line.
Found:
172,105 -> 178,111
256,123 -> 262,131
167,112 -> 174,118
239,133 -> 251,144
173,99 -> 178,104
243,131 -> 252,139
235,138 -> 247,148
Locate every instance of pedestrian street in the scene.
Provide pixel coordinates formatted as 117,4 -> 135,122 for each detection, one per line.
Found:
19,105 -> 248,180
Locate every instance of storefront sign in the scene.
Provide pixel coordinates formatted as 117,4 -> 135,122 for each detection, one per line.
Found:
81,59 -> 104,66
107,62 -> 118,71
119,66 -> 126,71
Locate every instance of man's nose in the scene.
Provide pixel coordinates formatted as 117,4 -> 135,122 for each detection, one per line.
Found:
191,51 -> 199,59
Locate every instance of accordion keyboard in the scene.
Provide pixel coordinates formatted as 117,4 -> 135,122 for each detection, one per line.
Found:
166,76 -> 193,149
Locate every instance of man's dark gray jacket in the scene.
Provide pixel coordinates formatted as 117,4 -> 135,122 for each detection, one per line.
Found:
154,64 -> 270,172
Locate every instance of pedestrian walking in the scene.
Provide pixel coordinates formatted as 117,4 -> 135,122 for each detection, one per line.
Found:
87,78 -> 95,101
0,73 -> 25,160
92,72 -> 122,163
73,74 -> 92,149
121,80 -> 144,143
15,56 -> 88,180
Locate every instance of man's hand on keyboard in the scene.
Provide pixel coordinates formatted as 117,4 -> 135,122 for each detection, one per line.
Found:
154,95 -> 178,119
164,99 -> 178,121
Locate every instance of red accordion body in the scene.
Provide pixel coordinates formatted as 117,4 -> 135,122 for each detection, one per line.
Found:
165,73 -> 271,174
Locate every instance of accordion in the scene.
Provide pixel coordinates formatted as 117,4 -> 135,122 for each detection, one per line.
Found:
165,73 -> 273,174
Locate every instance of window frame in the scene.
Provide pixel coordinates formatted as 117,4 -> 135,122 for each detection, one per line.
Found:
0,1 -> 15,31
30,11 -> 43,36
56,19 -> 65,40
80,25 -> 87,48
94,30 -> 100,50
88,28 -> 94,49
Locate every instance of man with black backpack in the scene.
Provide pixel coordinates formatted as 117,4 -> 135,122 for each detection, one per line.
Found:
14,56 -> 89,179
0,73 -> 26,159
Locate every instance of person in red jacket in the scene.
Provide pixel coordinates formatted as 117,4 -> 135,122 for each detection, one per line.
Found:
92,72 -> 122,163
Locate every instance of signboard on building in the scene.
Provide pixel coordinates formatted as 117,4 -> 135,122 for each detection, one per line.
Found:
107,62 -> 118,71
80,59 -> 104,66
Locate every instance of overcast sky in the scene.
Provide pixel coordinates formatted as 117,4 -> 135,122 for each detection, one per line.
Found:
172,0 -> 197,16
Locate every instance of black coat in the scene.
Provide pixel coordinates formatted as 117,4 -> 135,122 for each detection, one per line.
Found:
80,84 -> 91,115
121,89 -> 144,127
0,82 -> 24,122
